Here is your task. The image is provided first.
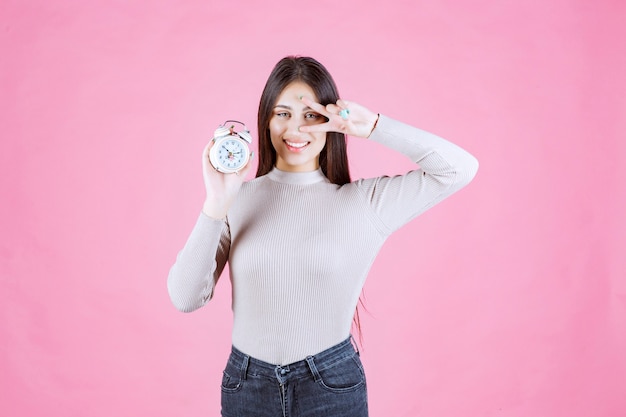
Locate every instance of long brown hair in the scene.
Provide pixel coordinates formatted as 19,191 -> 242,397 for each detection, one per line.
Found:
255,56 -> 351,185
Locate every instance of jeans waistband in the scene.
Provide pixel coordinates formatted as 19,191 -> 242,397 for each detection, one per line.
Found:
227,336 -> 359,382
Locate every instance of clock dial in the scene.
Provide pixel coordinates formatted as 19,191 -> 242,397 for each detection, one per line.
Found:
218,139 -> 247,169
209,135 -> 250,173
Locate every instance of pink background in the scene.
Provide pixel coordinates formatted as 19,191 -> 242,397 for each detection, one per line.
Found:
2,1 -> 625,416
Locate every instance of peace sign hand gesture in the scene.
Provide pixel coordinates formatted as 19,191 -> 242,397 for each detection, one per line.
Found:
298,97 -> 379,139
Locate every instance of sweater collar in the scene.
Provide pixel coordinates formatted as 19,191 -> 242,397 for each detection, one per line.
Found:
267,167 -> 328,185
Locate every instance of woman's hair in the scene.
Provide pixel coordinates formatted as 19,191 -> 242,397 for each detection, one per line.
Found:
255,56 -> 351,185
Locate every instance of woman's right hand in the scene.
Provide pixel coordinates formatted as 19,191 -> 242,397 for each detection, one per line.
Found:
201,140 -> 254,219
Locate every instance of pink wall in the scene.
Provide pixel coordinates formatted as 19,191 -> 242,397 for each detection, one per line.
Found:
1,1 -> 625,416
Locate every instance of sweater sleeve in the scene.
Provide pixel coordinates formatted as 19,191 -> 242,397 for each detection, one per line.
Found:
167,212 -> 231,312
354,114 -> 479,234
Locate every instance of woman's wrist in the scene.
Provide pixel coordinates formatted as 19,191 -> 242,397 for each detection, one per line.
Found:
202,200 -> 227,220
365,113 -> 380,139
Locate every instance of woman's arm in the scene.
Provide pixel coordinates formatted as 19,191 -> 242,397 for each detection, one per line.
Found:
167,138 -> 253,312
167,215 -> 230,312
299,97 -> 478,233
355,114 -> 479,233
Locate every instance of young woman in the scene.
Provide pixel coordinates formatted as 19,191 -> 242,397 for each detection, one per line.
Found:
168,56 -> 479,417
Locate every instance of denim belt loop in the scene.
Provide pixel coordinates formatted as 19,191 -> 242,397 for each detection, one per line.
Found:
349,334 -> 359,354
305,356 -> 321,383
240,354 -> 250,380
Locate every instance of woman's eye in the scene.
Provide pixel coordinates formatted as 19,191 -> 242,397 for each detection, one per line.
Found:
275,112 -> 289,118
305,113 -> 322,120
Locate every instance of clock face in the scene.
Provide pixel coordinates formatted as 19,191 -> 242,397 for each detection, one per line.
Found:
213,137 -> 249,172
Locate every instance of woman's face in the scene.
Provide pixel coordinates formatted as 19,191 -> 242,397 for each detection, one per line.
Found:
269,81 -> 327,172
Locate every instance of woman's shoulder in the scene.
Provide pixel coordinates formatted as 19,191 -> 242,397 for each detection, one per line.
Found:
241,173 -> 275,189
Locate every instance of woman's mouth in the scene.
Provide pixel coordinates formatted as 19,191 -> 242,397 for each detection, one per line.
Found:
285,140 -> 310,152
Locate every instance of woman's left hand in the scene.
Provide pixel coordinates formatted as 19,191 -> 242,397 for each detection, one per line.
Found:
298,97 -> 379,139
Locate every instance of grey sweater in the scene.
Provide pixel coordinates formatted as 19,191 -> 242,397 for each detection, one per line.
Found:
168,114 -> 479,365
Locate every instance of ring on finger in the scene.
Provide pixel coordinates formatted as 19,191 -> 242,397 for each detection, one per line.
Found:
339,109 -> 350,120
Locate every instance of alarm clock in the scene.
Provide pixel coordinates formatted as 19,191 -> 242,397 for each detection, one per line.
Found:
208,120 -> 252,174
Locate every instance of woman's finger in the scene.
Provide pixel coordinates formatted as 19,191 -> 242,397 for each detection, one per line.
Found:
325,103 -> 342,115
336,99 -> 350,109
300,96 -> 333,118
202,140 -> 213,166
300,120 -> 348,134
238,152 -> 255,178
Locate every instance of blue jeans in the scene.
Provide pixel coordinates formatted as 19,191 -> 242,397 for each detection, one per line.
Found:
220,337 -> 368,417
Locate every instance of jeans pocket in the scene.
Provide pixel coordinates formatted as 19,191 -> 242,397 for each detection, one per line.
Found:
317,355 -> 366,393
220,370 -> 243,393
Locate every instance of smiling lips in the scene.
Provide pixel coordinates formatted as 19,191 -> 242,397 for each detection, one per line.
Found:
285,140 -> 309,152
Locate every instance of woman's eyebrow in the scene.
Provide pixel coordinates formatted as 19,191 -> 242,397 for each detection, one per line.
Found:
274,104 -> 314,111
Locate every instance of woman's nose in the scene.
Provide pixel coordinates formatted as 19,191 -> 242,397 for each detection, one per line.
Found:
285,117 -> 304,136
